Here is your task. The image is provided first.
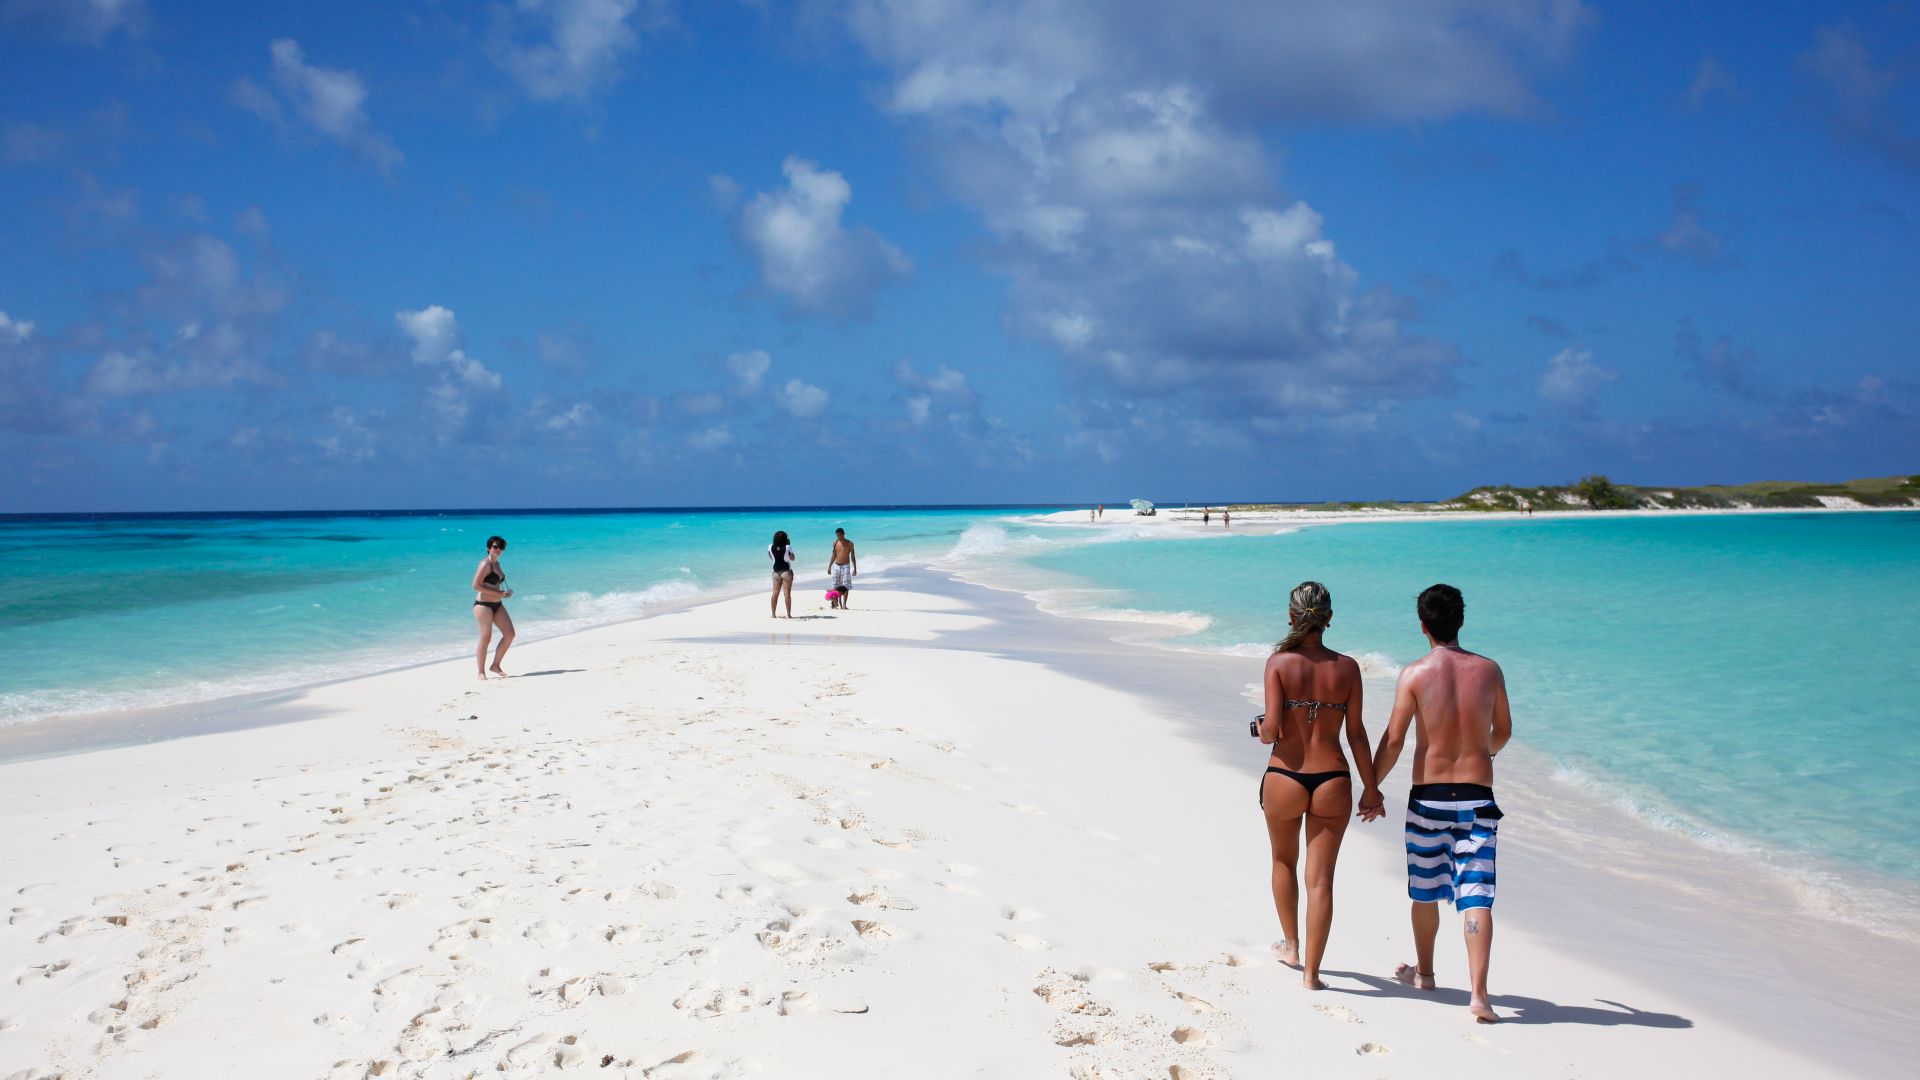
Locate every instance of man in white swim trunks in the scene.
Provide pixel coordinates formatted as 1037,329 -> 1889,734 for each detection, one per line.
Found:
1369,583 -> 1512,1024
827,528 -> 857,609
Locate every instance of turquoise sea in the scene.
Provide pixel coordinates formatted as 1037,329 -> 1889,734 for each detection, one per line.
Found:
1002,511 -> 1920,891
6,507 -> 1917,916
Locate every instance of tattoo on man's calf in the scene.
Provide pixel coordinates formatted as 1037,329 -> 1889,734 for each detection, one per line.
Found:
1466,918 -> 1481,934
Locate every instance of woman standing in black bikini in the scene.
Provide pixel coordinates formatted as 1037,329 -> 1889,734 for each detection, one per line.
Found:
768,530 -> 796,618
471,535 -> 515,680
1255,580 -> 1383,989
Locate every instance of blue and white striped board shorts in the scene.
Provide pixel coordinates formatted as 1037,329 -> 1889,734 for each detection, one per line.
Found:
1405,782 -> 1502,911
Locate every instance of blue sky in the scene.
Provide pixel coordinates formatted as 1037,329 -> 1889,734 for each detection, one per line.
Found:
1,0 -> 1916,511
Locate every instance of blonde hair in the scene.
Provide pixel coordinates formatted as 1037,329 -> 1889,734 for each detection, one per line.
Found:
1273,580 -> 1331,653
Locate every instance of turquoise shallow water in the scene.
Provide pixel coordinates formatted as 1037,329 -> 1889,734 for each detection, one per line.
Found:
9,506 -> 1918,903
0,507 -> 1053,725
1014,511 -> 1920,886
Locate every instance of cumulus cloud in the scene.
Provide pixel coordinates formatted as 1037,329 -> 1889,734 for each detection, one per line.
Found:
1799,22 -> 1920,174
395,305 -> 502,389
773,377 -> 829,418
848,0 -> 1587,125
236,39 -> 403,174
492,0 -> 657,103
1,0 -> 144,42
725,349 -> 771,391
0,311 -> 34,343
1538,346 -> 1618,410
687,425 -> 732,451
838,0 -> 1568,431
395,305 -> 505,437
730,156 -> 912,320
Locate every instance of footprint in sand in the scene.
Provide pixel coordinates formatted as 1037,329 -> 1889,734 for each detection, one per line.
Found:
778,990 -> 818,1015
1002,906 -> 1045,923
998,931 -> 1049,951
1313,1003 -> 1363,1024
523,919 -> 572,945
1171,1026 -> 1212,1046
851,919 -> 893,942
605,924 -> 644,945
847,886 -> 890,908
1356,1041 -> 1391,1055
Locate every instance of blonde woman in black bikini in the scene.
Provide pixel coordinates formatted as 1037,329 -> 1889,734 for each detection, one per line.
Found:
1255,580 -> 1384,989
471,535 -> 515,680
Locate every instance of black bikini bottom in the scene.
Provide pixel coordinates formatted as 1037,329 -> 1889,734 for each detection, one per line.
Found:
474,600 -> 502,612
1260,766 -> 1351,807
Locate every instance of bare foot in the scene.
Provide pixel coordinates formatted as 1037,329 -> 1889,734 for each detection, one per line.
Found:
1301,972 -> 1326,991
489,667 -> 509,678
1271,940 -> 1300,968
1468,997 -> 1499,1023
476,674 -> 489,683
1394,963 -> 1436,991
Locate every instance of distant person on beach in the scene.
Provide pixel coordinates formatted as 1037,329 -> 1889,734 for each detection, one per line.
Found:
471,535 -> 515,680
827,528 -> 857,609
1223,509 -> 1231,527
1255,581 -> 1382,990
1204,508 -> 1211,525
1370,584 -> 1512,1023
1097,503 -> 1104,518
768,530 -> 796,618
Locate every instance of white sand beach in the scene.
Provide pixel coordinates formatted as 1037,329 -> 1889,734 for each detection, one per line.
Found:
1,568 -> 1907,1079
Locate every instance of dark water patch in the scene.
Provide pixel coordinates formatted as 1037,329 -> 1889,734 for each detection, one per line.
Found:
0,567 -> 392,628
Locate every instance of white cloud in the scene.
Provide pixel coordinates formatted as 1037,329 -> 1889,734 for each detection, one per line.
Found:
733,156 -> 912,320
540,400 -> 596,431
1538,347 -> 1619,409
237,39 -> 403,174
0,311 -> 34,344
494,0 -> 653,103
726,348 -> 771,391
773,378 -> 830,418
687,425 -> 733,451
1,0 -> 145,43
905,395 -> 931,424
840,1 -> 1515,429
83,343 -> 268,397
395,305 -> 502,389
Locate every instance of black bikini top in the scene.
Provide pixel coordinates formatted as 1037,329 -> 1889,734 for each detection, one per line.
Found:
1283,698 -> 1347,721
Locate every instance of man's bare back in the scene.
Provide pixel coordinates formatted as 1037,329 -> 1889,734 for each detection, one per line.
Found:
1397,647 -> 1510,785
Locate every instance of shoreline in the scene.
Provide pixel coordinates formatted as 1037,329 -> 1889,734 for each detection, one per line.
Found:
1037,500 -> 1920,534
1,567 -> 1885,1078
3,567 -> 1913,1076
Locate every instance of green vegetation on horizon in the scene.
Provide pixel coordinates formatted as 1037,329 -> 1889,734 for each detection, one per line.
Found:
1219,473 -> 1920,513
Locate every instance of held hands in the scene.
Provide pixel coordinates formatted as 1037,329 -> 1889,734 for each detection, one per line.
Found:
1356,787 -> 1385,822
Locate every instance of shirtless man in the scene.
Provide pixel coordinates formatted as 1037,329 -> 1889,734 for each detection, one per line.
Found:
827,528 -> 857,609
1368,584 -> 1512,1024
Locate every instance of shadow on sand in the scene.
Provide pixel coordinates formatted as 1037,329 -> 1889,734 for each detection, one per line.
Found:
511,669 -> 587,678
1321,971 -> 1693,1029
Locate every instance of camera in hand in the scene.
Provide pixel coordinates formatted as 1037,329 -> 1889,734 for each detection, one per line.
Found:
1249,712 -> 1264,738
